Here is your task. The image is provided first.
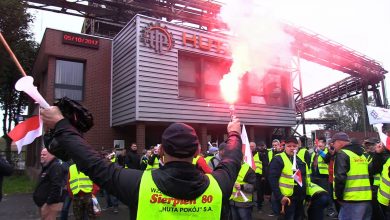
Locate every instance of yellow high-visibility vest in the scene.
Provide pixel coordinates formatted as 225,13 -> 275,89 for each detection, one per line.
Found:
137,171 -> 222,219
192,155 -> 200,165
311,148 -> 329,175
230,163 -> 253,202
333,149 -> 372,201
278,152 -> 295,196
146,157 -> 160,171
378,158 -> 390,206
69,164 -> 93,195
253,152 -> 263,175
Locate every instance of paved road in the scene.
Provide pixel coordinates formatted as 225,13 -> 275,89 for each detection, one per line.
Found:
0,193 -> 335,220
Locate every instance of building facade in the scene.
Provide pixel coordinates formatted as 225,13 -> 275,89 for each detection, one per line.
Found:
29,15 -> 296,167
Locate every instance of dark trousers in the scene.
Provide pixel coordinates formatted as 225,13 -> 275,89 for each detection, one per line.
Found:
104,189 -> 118,208
308,193 -> 329,220
230,205 -> 253,220
60,193 -> 72,220
72,193 -> 95,220
311,176 -> 335,213
379,204 -> 390,220
284,198 -> 304,220
255,174 -> 265,209
372,188 -> 386,220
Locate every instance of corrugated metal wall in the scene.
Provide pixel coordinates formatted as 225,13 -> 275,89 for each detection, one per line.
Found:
112,15 -> 296,127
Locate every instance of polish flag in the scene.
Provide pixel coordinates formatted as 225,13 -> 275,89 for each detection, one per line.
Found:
8,115 -> 42,154
292,169 -> 303,187
241,124 -> 256,170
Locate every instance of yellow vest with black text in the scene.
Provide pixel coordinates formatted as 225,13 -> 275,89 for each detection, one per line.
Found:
69,164 -> 93,195
378,158 -> 390,206
137,171 -> 222,220
311,149 -> 329,175
333,149 -> 372,201
230,163 -> 253,202
146,157 -> 160,171
253,152 -> 263,175
278,152 -> 295,196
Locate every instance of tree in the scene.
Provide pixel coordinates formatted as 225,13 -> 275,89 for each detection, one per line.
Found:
319,95 -> 372,132
0,0 -> 38,161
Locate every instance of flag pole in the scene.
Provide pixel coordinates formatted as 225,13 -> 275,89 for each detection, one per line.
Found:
0,32 -> 27,77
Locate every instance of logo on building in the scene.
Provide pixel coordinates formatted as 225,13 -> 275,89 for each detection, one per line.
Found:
141,23 -> 174,54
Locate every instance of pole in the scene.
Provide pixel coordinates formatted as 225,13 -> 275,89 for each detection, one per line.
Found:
0,32 -> 27,77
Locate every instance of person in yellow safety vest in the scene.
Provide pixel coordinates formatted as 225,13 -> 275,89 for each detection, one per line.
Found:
250,141 -> 266,213
306,182 -> 329,220
146,145 -> 164,171
267,139 -> 285,216
377,157 -> 390,219
41,106 -> 244,220
363,137 -> 386,220
67,164 -> 100,220
140,149 -> 152,170
310,136 -> 336,218
229,161 -> 257,220
268,136 -> 309,219
192,149 -> 212,174
204,147 -> 218,169
331,132 -> 373,220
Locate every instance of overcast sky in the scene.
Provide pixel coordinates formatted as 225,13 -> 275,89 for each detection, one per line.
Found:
25,0 -> 390,137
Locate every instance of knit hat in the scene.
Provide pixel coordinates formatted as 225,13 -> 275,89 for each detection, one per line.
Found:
161,123 -> 199,158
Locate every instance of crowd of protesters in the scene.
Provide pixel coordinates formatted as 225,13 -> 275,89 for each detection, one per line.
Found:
1,108 -> 390,220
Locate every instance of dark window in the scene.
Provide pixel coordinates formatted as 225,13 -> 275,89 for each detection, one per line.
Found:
178,53 -> 230,100
54,59 -> 84,101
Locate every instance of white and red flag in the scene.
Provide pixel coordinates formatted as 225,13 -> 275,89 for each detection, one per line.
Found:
8,115 -> 43,154
241,124 -> 256,170
292,169 -> 303,187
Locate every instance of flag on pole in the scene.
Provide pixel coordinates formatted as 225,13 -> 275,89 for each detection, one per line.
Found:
8,115 -> 42,154
241,124 -> 256,170
366,105 -> 390,125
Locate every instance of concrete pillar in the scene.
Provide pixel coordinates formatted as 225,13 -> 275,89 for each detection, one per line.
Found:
200,124 -> 208,153
249,126 -> 255,142
136,122 -> 146,154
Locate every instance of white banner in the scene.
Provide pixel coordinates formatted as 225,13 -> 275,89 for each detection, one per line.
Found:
366,105 -> 390,125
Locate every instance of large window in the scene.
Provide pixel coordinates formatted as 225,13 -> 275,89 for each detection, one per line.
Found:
54,59 -> 84,101
178,53 -> 230,100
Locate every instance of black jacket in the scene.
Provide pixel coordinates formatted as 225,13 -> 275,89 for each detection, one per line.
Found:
268,153 -> 308,201
125,150 -> 141,169
334,143 -> 369,201
33,159 -> 64,207
0,158 -> 14,202
52,119 -> 243,220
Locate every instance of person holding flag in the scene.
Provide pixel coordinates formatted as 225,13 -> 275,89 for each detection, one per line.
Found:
268,136 -> 309,219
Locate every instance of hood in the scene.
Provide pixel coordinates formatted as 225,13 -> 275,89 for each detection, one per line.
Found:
152,161 -> 209,200
343,143 -> 365,156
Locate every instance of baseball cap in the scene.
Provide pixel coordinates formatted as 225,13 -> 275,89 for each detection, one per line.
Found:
363,137 -> 380,144
331,132 -> 350,143
161,123 -> 199,158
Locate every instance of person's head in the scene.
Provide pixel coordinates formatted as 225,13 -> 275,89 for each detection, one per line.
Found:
376,142 -> 386,154
250,142 -> 256,153
257,141 -> 267,151
218,142 -> 227,159
285,137 -> 298,156
272,139 -> 283,152
160,123 -> 199,163
331,132 -> 350,152
146,150 -> 152,157
317,136 -> 327,150
130,142 -> 137,151
40,148 -> 55,166
363,137 -> 379,153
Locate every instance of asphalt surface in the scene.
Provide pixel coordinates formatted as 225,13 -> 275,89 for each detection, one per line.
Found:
0,193 -> 335,220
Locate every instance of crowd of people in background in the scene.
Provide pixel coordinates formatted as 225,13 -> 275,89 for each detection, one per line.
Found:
1,117 -> 390,220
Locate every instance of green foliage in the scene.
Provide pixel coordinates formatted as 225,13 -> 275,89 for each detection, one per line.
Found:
3,173 -> 36,194
319,95 -> 372,132
0,0 -> 38,160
